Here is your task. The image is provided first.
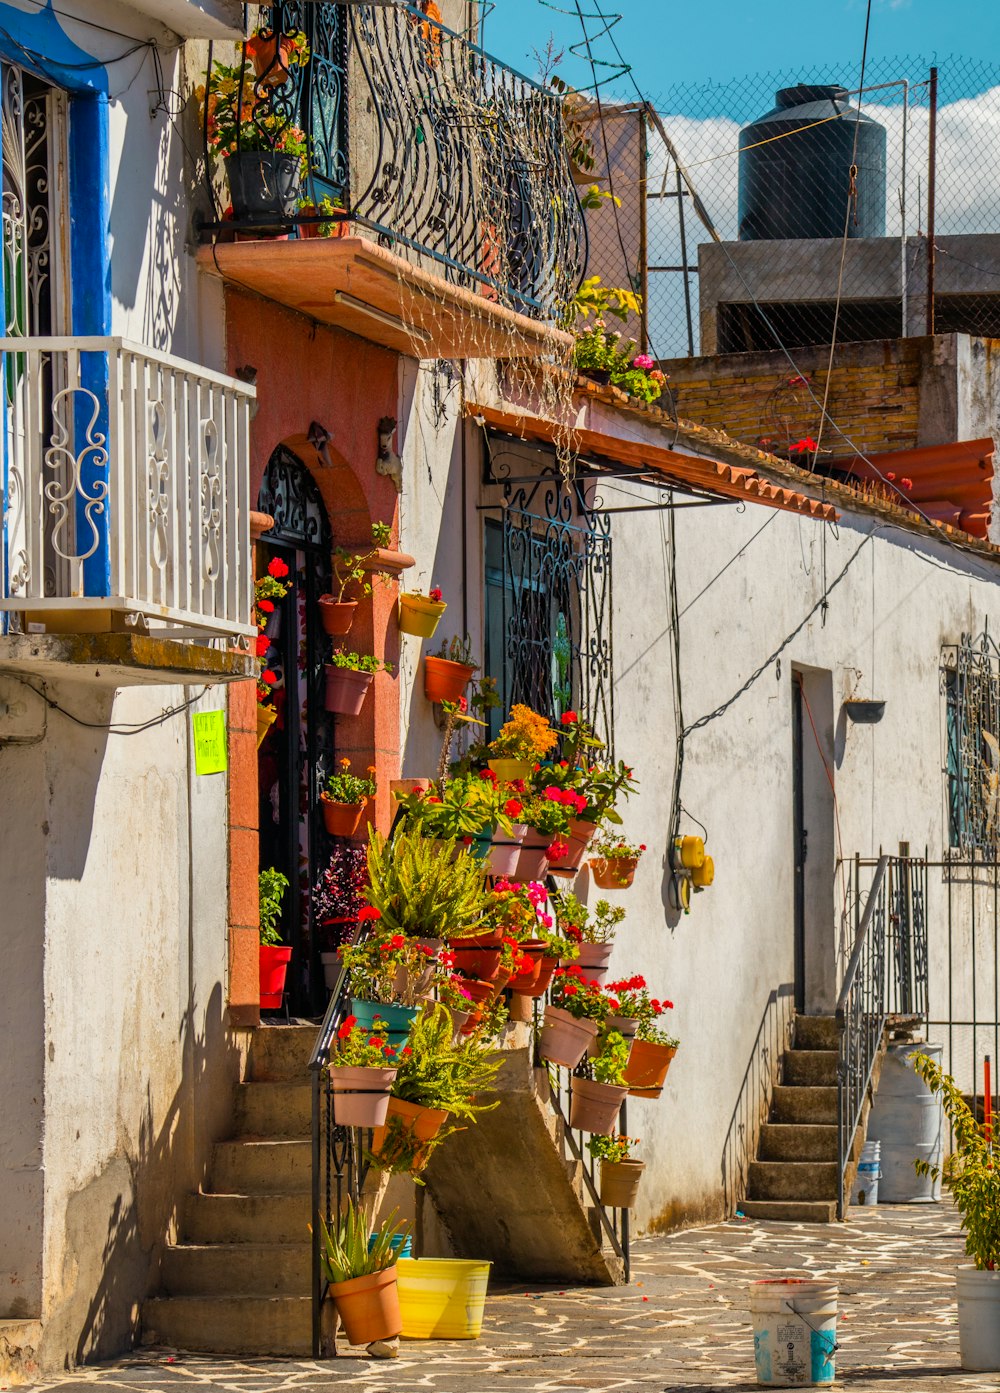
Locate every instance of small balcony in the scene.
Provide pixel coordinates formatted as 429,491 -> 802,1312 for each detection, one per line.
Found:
0,338 -> 257,680
197,3 -> 585,357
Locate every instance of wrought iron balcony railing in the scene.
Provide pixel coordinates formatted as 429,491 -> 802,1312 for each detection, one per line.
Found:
208,2 -> 587,321
0,337 -> 256,639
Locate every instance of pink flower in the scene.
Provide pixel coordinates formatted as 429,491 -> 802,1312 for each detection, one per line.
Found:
632,354 -> 654,371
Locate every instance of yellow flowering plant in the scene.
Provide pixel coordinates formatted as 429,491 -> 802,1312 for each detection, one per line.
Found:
487,704 -> 559,762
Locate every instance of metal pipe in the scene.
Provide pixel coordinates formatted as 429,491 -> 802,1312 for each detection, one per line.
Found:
927,66 -> 938,335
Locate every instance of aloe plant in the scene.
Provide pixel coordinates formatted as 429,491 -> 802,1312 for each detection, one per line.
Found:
366,828 -> 486,938
317,1202 -> 409,1285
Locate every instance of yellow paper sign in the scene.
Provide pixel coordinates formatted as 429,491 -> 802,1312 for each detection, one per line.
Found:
192,709 -> 228,775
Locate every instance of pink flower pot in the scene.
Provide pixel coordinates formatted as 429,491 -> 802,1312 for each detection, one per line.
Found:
325,666 -> 374,716
514,828 -> 550,881
569,1077 -> 628,1134
329,1065 -> 398,1127
538,1004 -> 599,1069
576,942 -> 614,983
487,824 -> 526,877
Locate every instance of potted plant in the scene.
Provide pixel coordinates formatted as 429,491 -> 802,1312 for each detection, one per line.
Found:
552,892 -> 624,982
589,1133 -> 645,1209
589,836 -> 646,890
910,1052 -> 1000,1371
399,585 -> 447,639
394,774 -> 510,856
313,844 -> 369,991
253,557 -> 290,747
438,974 -> 476,1038
317,1201 -> 408,1349
200,59 -> 308,225
623,1002 -> 679,1098
245,25 -> 310,87
339,910 -> 441,1045
486,703 -> 558,782
370,1002 -> 501,1173
425,634 -> 479,705
318,522 -> 392,636
569,1030 -> 630,1133
328,1014 -> 400,1127
366,827 -> 488,941
512,790 -> 572,881
321,758 -> 377,838
567,277 -> 666,403
603,975 -> 668,1041
325,650 -> 392,716
537,712 -> 639,864
298,192 -> 348,239
538,965 -> 607,1069
258,867 -> 291,1009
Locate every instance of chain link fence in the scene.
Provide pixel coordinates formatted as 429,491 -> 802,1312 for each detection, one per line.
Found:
582,55 -> 1000,361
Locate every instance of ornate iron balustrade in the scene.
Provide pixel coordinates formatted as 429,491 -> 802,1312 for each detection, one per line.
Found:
0,337 -> 255,638
219,3 -> 586,318
944,630 -> 1000,855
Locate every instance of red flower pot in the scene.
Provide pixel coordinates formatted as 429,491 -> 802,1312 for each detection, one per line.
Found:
325,665 -> 374,716
321,799 -> 366,838
491,965 -> 515,999
246,32 -> 298,86
448,929 -> 502,949
550,817 -> 599,877
456,978 -> 495,1008
317,597 -> 357,636
371,1096 -> 450,1173
259,945 -> 292,1009
423,655 -> 475,705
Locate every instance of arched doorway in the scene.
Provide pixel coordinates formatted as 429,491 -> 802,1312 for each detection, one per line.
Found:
257,444 -> 334,1016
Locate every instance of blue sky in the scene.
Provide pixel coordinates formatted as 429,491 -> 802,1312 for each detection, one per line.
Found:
480,0 -> 1000,99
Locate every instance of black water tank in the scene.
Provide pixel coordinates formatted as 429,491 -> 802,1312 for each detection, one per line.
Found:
738,84 -> 886,241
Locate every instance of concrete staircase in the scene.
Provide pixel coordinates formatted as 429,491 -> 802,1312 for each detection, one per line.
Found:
142,1025 -> 316,1356
742,1015 -> 842,1224
424,1039 -> 626,1285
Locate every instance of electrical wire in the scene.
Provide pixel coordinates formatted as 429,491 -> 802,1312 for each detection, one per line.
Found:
8,673 -> 210,735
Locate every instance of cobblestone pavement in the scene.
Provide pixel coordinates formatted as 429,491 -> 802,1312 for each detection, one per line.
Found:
23,1204 -> 993,1393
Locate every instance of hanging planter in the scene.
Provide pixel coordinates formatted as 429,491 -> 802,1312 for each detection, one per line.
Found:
452,978 -> 495,1010
329,1065 -> 398,1128
513,827 -> 550,881
569,1077 -> 628,1134
576,942 -> 614,982
486,824 -> 527,877
246,31 -> 301,86
424,655 -> 476,705
325,666 -> 375,716
321,798 -> 366,839
843,698 -> 886,724
224,152 -> 301,225
487,757 -> 533,782
371,1096 -> 450,1174
606,1013 -> 639,1039
259,945 -> 292,1010
538,1004 -> 599,1069
450,945 -> 501,981
399,592 -> 447,639
350,998 -> 419,1049
590,856 -> 639,890
624,1039 -> 677,1097
510,941 -> 545,995
600,1159 -> 645,1209
317,596 -> 358,636
256,703 -> 277,749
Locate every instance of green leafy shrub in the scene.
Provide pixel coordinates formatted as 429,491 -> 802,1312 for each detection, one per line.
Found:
259,868 -> 289,946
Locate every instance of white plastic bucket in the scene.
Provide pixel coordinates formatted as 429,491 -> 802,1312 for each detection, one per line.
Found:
867,1043 -> 943,1201
850,1139 -> 881,1206
750,1278 -> 838,1386
957,1267 -> 1000,1371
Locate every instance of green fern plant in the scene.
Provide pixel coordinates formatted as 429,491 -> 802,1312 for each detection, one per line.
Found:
316,1202 -> 409,1285
910,1051 -> 1000,1270
366,829 -> 487,938
390,1002 -> 502,1119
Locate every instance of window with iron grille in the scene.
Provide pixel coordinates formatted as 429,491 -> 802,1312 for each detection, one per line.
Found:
944,631 -> 1000,855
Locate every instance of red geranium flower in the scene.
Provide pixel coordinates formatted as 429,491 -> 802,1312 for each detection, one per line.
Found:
429,587 -> 443,603
255,634 -> 271,657
457,696 -> 468,713
401,1046 -> 413,1057
368,1036 -> 383,1048
900,477 -> 913,490
257,598 -> 275,613
356,906 -> 382,922
504,798 -> 523,818
388,933 -> 405,950
547,840 -> 569,860
479,768 -> 498,784
561,710 -> 578,724
267,557 -> 290,579
261,669 -> 277,685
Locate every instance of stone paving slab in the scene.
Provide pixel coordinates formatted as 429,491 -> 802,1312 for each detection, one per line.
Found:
18,1204 -> 994,1393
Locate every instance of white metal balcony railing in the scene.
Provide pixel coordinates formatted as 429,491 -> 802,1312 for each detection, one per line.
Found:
0,337 -> 256,639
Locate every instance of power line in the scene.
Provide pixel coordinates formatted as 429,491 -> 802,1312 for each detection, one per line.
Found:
8,674 -> 210,735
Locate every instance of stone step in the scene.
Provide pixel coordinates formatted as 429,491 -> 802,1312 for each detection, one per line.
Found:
160,1242 -> 310,1297
783,1050 -> 838,1086
740,1199 -> 838,1223
141,1295 -> 312,1356
794,1015 -> 840,1051
183,1191 -> 311,1246
758,1123 -> 838,1162
209,1140 -> 312,1195
747,1160 -> 838,1202
233,1082 -> 311,1138
247,1025 -> 319,1083
771,1085 -> 837,1124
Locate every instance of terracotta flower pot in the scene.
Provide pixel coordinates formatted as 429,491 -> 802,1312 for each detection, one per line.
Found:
321,799 -> 366,838
507,991 -> 535,1023
424,655 -> 475,705
590,856 -> 638,890
538,1003 -> 599,1069
454,978 -> 495,1008
325,666 -> 375,716
459,1006 -> 483,1036
318,597 -> 357,636
516,953 -> 559,1000
576,942 -> 614,983
448,929 -> 502,949
486,824 -> 526,878
491,965 -> 515,999
569,1077 -> 628,1134
552,817 -> 599,876
624,1038 -> 677,1098
487,758 -> 532,782
600,1159 -> 645,1209
510,941 -> 545,994
450,945 -> 501,981
246,32 -> 298,86
371,1096 -> 450,1172
329,1065 -> 398,1128
513,828 -> 550,881
259,944 -> 292,1009
256,702 -> 277,749
606,1014 -> 639,1039
298,205 -> 348,240
398,592 -> 447,638
328,1265 -> 402,1347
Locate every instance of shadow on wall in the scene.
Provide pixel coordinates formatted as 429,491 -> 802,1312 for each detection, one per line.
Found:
720,984 -> 795,1217
51,984 -> 240,1367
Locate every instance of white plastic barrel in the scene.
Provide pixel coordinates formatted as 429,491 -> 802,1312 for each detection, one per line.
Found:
956,1267 -> 1000,1371
750,1278 -> 838,1386
867,1043 -> 943,1202
850,1139 -> 881,1206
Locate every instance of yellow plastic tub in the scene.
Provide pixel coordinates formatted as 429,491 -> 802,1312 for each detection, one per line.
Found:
396,1258 -> 491,1339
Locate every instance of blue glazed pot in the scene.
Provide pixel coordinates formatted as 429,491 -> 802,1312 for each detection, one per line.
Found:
471,829 -> 493,862
368,1231 -> 414,1260
350,998 -> 419,1048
